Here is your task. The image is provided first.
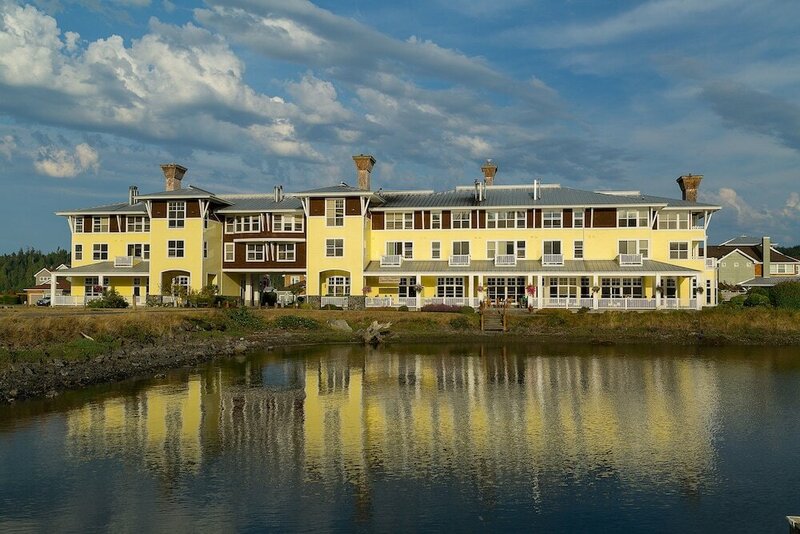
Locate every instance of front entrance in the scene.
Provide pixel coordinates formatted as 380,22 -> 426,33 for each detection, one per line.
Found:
486,277 -> 525,304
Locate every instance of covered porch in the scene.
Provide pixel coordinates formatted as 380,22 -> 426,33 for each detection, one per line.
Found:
362,259 -> 704,311
222,270 -> 305,307
49,260 -> 150,306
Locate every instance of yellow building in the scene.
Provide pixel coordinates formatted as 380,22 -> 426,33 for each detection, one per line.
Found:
51,156 -> 720,310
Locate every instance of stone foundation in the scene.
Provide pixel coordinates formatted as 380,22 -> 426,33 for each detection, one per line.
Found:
307,296 -> 321,309
348,296 -> 366,310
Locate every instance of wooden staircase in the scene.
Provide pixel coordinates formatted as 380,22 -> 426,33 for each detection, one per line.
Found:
480,301 -> 508,332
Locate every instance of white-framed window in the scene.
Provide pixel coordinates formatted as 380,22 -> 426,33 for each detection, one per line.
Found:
74,244 -> 83,261
487,241 -> 520,258
542,210 -> 562,229
203,241 -> 208,259
246,243 -> 265,262
167,240 -> 185,258
326,199 -> 344,227
386,241 -> 413,259
436,277 -> 464,298
573,210 -> 585,228
618,240 -> 649,258
226,215 -> 261,234
617,209 -> 648,228
431,241 -> 441,259
127,216 -> 150,232
92,243 -> 108,260
385,212 -> 413,230
171,276 -> 190,292
85,276 -> 102,296
601,277 -> 643,298
74,217 -> 84,233
658,211 -> 690,230
771,264 -> 793,274
273,214 -> 303,232
452,211 -> 471,229
167,201 -> 186,229
452,241 -> 470,255
127,243 -> 150,259
327,276 -> 350,296
326,238 -> 344,257
516,240 -> 526,259
669,242 -> 689,260
224,243 -> 235,262
431,212 -> 442,229
276,243 -> 296,262
574,240 -> 584,259
399,276 -> 418,298
543,240 -> 562,255
487,210 -> 526,229
93,217 -> 109,233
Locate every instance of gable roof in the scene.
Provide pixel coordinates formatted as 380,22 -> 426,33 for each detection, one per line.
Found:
56,201 -> 148,216
216,195 -> 303,213
707,245 -> 800,264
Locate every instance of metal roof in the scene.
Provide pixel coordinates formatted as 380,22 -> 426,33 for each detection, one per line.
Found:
217,195 -> 303,213
375,185 -> 719,210
56,202 -> 148,215
56,261 -> 151,276
364,259 -> 699,275
742,276 -> 800,287
135,186 -> 232,205
295,183 -> 369,195
720,236 -> 764,246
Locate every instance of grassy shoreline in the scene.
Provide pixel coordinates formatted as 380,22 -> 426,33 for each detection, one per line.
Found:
1,306 -> 799,402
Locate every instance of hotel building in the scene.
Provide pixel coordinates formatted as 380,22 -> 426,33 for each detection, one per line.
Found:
51,156 -> 720,310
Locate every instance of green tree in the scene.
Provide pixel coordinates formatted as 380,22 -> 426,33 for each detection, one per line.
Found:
0,248 -> 70,292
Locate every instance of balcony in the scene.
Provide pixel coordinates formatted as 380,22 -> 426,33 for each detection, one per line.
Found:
618,253 -> 643,266
449,254 -> 471,267
380,254 -> 403,267
494,254 -> 517,267
114,256 -> 134,268
542,254 -> 563,266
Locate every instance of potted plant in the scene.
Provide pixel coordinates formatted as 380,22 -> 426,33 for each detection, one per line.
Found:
591,285 -> 601,295
525,284 -> 536,311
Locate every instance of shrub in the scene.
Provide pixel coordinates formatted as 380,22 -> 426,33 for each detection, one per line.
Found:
299,303 -> 312,310
744,293 -> 771,307
459,306 -> 475,315
449,316 -> 472,330
224,307 -> 263,330
87,288 -> 129,308
272,315 -> 321,330
265,291 -> 278,307
748,287 -> 769,298
398,305 -> 409,312
769,282 -> 800,309
0,294 -> 20,305
321,304 -> 343,310
727,295 -> 747,308
420,304 -> 462,313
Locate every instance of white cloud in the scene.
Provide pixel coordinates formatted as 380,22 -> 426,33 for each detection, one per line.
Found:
784,192 -> 800,217
35,142 -> 99,177
705,187 -> 770,224
0,135 -> 16,160
286,74 -> 350,125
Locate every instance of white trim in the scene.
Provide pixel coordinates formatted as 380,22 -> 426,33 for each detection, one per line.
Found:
223,268 -> 306,272
233,237 -> 305,243
325,237 -> 345,258
224,242 -> 235,263
245,243 -> 266,262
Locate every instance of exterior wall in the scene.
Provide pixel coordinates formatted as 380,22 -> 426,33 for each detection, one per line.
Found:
202,219 -> 223,289
306,197 -> 366,297
149,205 -> 204,294
717,251 -> 756,285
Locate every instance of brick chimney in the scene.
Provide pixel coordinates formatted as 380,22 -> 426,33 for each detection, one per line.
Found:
763,236 -> 771,279
352,154 -> 375,190
161,163 -> 187,192
676,174 -> 703,202
481,159 -> 498,186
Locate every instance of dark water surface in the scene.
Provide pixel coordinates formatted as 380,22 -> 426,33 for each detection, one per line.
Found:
2,342 -> 800,533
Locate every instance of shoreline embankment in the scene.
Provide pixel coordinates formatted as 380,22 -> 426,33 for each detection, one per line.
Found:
1,306 -> 799,402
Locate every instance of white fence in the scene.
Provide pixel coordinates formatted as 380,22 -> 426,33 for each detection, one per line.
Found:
546,297 -> 594,309
365,297 -> 393,308
618,254 -> 643,266
542,254 -> 564,266
380,254 -> 403,267
448,255 -> 471,267
321,296 -> 349,309
494,254 -> 517,266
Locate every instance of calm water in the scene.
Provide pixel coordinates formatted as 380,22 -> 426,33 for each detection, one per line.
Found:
1,342 -> 800,533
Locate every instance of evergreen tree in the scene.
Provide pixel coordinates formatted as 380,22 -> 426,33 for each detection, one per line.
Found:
0,248 -> 70,292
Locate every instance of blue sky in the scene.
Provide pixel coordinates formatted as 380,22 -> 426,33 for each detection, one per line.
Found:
1,0 -> 799,252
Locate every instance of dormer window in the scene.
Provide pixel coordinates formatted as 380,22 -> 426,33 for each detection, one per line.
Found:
168,201 -> 185,229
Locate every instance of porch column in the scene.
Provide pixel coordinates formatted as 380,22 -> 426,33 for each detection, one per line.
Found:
466,274 -> 472,306
537,275 -> 544,309
50,274 -> 57,304
695,276 -> 702,309
592,275 -> 599,310
655,274 -> 661,309
245,275 -> 253,306
98,275 -> 105,291
527,274 -> 534,308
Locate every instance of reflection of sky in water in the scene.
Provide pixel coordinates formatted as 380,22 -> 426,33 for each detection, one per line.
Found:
1,343 -> 799,532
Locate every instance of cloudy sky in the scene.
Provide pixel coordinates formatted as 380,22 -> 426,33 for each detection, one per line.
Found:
1,0 -> 799,252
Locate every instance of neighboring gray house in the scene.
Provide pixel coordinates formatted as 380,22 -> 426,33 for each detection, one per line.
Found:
708,236 -> 800,287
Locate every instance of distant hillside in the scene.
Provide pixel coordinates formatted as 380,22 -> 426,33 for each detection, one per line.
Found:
777,246 -> 800,259
0,248 -> 70,292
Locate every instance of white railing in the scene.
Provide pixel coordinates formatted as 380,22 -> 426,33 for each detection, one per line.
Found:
421,297 -> 480,308
321,296 -> 349,309
397,296 -> 420,308
123,295 -> 148,306
494,254 -> 517,266
597,298 -> 657,310
449,254 -> 471,267
689,298 -> 698,309
53,295 -> 81,306
705,258 -> 716,269
380,254 -> 403,267
662,298 -> 680,309
276,291 -> 296,306
691,224 -> 705,230
365,297 -> 393,308
542,254 -> 564,266
546,297 -> 593,308
618,253 -> 643,266
162,296 -> 179,306
114,255 -> 134,267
